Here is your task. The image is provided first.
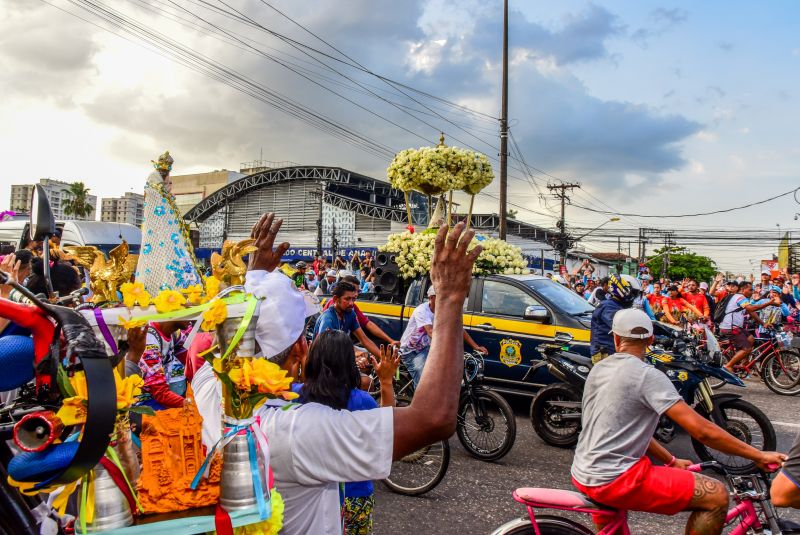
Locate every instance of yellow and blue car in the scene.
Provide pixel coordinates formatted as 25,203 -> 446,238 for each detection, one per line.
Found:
358,274 -> 593,396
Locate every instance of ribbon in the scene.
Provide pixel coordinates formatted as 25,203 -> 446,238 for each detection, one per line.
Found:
190,415 -> 270,520
117,293 -> 250,326
104,446 -> 144,513
78,470 -> 95,535
220,296 -> 258,360
214,503 -> 234,535
93,308 -> 119,355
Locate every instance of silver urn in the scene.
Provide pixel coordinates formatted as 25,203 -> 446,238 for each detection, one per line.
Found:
219,433 -> 269,511
217,292 -> 260,358
80,464 -> 133,531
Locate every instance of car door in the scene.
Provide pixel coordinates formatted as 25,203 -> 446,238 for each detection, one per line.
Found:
466,279 -> 549,389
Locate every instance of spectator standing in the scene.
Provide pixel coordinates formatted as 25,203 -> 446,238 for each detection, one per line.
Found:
588,277 -> 610,306
306,272 -> 319,292
315,269 -> 337,296
351,251 -> 362,276
292,261 -> 309,290
682,280 -> 710,321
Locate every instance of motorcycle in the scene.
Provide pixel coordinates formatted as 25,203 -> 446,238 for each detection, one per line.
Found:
529,328 -> 777,475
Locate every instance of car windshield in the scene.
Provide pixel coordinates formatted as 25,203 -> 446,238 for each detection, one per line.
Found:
523,279 -> 594,316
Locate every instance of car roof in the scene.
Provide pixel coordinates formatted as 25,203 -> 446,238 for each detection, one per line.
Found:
494,274 -> 550,282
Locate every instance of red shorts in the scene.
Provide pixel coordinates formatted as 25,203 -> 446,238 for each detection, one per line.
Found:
572,457 -> 695,516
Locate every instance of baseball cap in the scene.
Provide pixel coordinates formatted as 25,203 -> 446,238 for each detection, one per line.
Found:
762,269 -> 771,276
610,309 -> 653,339
295,261 -> 307,269
326,269 -> 337,277
727,280 -> 740,287
699,282 -> 709,290
427,285 -> 436,297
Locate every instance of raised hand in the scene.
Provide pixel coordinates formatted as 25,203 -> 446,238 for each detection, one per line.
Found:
0,254 -> 20,298
248,213 -> 290,273
430,222 -> 482,304
371,344 -> 400,384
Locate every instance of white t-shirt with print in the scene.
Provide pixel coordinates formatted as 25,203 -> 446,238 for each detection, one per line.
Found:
720,293 -> 747,330
399,301 -> 434,353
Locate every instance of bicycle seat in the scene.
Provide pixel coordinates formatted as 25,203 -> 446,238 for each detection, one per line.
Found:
513,488 -> 615,512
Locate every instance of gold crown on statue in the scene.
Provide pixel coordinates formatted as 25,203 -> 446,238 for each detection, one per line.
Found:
152,151 -> 174,172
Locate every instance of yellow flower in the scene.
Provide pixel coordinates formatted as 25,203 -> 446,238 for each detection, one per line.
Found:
228,358 -> 296,398
205,276 -> 221,299
152,289 -> 186,313
201,299 -> 228,331
57,397 -> 87,426
114,369 -> 143,411
118,316 -> 147,330
212,357 -> 226,374
183,284 -> 204,305
120,282 -> 151,308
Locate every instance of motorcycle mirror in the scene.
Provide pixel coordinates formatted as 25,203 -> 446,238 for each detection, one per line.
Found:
30,185 -> 56,242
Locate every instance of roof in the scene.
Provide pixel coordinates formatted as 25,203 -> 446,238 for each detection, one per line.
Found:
589,252 -> 631,262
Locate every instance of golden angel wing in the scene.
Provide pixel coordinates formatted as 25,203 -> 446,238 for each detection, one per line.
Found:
62,246 -> 103,269
107,241 -> 130,267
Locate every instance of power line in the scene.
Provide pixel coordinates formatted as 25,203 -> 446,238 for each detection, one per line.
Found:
570,187 -> 799,218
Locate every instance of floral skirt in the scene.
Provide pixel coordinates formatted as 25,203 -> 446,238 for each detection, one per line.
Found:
344,495 -> 375,535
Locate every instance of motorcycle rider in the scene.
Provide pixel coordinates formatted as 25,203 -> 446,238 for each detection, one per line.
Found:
573,308 -> 786,535
589,274 -> 640,364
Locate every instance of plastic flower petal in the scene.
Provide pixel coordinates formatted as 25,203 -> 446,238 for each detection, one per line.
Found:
120,282 -> 151,308
183,284 -> 204,305
205,276 -> 221,299
114,369 -> 143,411
201,299 -> 228,331
118,316 -> 147,330
153,289 -> 186,313
57,397 -> 87,426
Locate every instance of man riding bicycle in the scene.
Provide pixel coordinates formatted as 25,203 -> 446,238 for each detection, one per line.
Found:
572,309 -> 786,535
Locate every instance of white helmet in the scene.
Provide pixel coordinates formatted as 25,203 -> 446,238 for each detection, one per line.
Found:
621,274 -> 642,292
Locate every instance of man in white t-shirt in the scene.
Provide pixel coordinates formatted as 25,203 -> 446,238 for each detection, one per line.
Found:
194,213 -> 483,535
399,285 -> 487,386
719,281 -> 780,372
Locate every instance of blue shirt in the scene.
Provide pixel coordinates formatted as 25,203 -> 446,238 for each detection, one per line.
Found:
313,307 -> 360,338
590,298 -> 624,355
292,384 -> 378,497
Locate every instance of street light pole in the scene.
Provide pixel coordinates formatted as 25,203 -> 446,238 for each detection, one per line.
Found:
498,0 -> 509,240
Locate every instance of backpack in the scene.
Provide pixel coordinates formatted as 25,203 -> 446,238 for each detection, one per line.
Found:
712,293 -> 741,325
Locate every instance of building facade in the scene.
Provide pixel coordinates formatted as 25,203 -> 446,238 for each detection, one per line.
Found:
169,169 -> 243,216
101,192 -> 145,226
9,178 -> 97,220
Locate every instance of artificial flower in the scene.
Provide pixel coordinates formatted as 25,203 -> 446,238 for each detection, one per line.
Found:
201,299 -> 228,331
205,275 -> 221,299
228,358 -> 298,400
152,289 -> 186,313
118,316 -> 147,330
57,396 -> 87,426
114,369 -> 143,411
387,145 -> 494,195
183,283 -> 204,305
120,282 -> 151,309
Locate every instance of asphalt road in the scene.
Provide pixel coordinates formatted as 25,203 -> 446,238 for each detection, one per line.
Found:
373,378 -> 800,534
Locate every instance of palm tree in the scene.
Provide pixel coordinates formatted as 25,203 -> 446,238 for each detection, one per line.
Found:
62,182 -> 95,220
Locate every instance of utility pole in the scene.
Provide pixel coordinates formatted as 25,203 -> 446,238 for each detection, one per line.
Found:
617,236 -> 622,273
547,182 -> 581,267
316,183 -> 324,258
498,0 -> 509,240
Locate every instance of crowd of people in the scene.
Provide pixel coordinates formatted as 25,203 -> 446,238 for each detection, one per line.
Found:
287,250 -> 378,295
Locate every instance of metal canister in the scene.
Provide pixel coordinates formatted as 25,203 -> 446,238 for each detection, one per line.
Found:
81,464 -> 133,531
219,433 -> 268,511
217,298 -> 259,358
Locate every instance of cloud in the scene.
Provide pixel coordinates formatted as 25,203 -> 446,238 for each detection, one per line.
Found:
717,41 -> 734,52
631,7 -> 689,48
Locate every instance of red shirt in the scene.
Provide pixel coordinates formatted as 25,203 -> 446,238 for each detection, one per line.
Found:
683,292 -> 710,317
322,300 -> 370,329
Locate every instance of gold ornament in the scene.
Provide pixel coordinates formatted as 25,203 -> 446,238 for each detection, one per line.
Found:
210,239 -> 257,287
64,241 -> 138,304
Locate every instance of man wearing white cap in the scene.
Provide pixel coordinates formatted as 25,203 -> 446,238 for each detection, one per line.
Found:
572,308 -> 785,535
315,269 -> 337,296
399,284 -> 487,386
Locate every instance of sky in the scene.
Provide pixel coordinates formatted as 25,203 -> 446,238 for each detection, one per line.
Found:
0,0 -> 798,274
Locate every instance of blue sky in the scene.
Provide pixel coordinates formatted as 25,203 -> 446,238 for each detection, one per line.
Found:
0,1 -> 797,273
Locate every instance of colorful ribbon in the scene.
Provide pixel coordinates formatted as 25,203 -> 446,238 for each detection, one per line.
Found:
93,308 -> 118,355
190,416 -> 270,521
104,446 -> 144,514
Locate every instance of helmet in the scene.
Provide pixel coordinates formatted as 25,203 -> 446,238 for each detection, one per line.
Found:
607,274 -> 637,305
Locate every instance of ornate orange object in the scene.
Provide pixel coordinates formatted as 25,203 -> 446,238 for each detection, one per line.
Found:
136,401 -> 221,514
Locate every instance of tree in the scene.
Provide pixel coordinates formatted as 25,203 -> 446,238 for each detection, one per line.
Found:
62,182 -> 94,220
507,209 -> 518,219
645,246 -> 717,282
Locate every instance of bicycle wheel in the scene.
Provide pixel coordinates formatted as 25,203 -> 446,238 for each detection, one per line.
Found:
491,515 -> 594,535
762,350 -> 800,396
708,352 -> 730,390
691,398 -> 776,474
529,383 -> 582,448
382,439 -> 450,496
456,389 -> 517,462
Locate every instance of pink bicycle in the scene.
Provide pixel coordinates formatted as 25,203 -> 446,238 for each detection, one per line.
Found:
492,461 -> 800,534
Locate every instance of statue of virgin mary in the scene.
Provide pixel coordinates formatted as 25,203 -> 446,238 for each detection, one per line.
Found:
135,151 -> 203,294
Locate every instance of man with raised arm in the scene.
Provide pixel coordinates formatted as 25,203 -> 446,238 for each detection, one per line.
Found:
193,213 -> 481,535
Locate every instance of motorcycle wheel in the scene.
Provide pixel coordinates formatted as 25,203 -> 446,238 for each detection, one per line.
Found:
707,353 -> 730,390
761,350 -> 800,396
691,398 -> 776,475
491,516 -> 594,535
456,389 -> 517,462
382,439 -> 450,496
529,383 -> 582,449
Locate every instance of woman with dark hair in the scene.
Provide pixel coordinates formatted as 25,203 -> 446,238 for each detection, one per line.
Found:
295,330 -> 399,535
